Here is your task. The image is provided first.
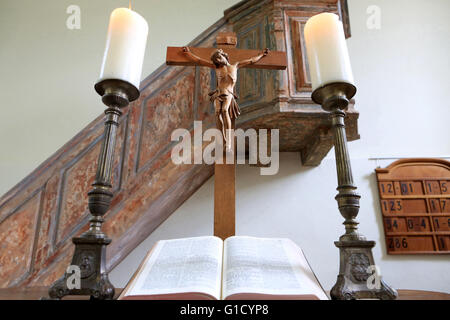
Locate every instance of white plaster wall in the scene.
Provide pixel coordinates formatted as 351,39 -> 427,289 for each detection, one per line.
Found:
110,0 -> 450,292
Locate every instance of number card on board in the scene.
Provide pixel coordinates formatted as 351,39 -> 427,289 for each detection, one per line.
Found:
375,159 -> 450,255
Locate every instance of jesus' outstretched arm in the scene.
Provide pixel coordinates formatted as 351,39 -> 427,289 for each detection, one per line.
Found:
182,47 -> 215,68
237,48 -> 269,68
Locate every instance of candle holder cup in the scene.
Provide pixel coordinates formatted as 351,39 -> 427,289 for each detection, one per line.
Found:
46,79 -> 139,300
312,82 -> 397,300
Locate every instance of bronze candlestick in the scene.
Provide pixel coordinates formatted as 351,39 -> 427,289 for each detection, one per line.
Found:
312,82 -> 397,300
47,79 -> 139,300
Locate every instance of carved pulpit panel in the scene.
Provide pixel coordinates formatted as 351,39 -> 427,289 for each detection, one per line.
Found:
236,22 -> 266,106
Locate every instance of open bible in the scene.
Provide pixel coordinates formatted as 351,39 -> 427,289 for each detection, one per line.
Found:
119,236 -> 328,300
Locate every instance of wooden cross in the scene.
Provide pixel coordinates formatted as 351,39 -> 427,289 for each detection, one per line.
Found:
166,32 -> 287,240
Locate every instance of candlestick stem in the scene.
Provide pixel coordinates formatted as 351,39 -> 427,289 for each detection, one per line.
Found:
86,105 -> 121,238
330,109 -> 362,241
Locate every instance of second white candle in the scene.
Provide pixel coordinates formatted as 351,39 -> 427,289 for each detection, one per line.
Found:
304,13 -> 354,91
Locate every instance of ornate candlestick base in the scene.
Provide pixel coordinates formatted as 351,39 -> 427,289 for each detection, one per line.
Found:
48,237 -> 114,300
331,240 -> 397,300
46,79 -> 139,300
312,82 -> 397,300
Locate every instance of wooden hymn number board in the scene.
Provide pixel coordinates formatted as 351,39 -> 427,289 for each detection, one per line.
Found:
375,159 -> 450,254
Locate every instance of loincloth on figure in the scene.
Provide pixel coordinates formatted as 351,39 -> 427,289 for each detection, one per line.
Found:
209,89 -> 240,120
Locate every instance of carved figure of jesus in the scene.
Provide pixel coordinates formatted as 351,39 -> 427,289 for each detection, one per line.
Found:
183,46 -> 269,152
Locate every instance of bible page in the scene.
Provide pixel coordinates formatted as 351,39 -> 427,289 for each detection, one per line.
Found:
222,236 -> 328,300
126,236 -> 223,299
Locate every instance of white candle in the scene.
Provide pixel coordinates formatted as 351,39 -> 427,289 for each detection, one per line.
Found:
304,13 -> 354,91
99,8 -> 149,89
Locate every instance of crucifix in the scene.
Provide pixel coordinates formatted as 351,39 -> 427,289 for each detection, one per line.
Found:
166,32 -> 287,239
